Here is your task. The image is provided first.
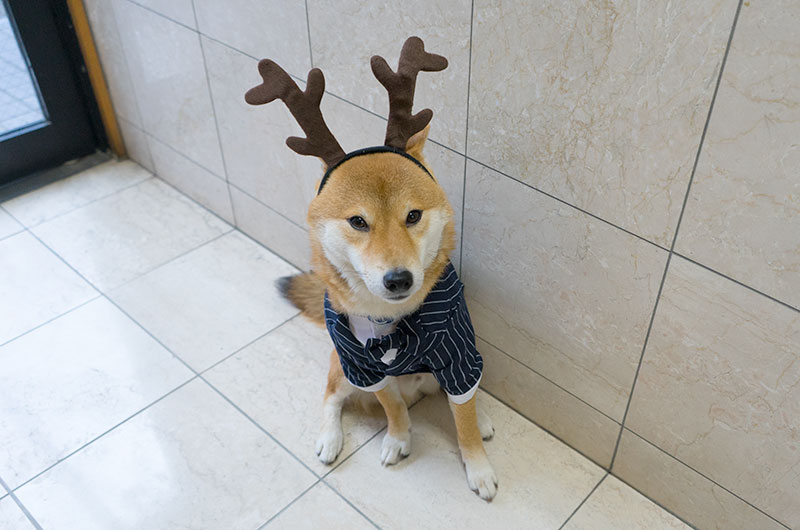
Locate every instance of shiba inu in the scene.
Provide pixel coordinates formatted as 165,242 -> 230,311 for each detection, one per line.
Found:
245,36 -> 498,500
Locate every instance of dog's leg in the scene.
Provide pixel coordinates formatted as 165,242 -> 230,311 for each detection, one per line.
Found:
375,380 -> 412,466
477,401 -> 495,440
316,349 -> 353,464
450,395 -> 498,501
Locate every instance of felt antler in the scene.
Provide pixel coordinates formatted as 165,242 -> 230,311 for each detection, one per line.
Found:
371,36 -> 448,150
245,60 -> 345,168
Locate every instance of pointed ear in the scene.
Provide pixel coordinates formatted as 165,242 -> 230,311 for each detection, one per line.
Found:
405,123 -> 430,159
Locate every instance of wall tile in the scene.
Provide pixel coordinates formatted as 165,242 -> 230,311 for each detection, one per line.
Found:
478,338 -> 619,467
307,0 -> 471,153
468,0 -> 738,246
148,136 -> 234,224
202,37 -> 318,228
114,1 -> 224,176
194,0 -> 310,78
230,187 -> 311,271
83,0 -> 142,126
117,118 -> 154,172
463,161 -> 667,420
614,430 -> 787,530
676,0 -> 800,310
131,0 -> 196,28
625,256 -> 800,527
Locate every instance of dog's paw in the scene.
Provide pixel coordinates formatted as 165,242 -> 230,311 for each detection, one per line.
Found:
477,408 -> 495,441
464,455 -> 498,501
316,427 -> 343,465
380,431 -> 411,466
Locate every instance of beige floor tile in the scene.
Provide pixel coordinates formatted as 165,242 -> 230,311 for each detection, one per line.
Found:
32,178 -> 230,290
111,231 -> 298,371
2,160 -> 151,227
565,475 -> 689,529
0,207 -> 22,239
15,380 -> 317,530
266,482 -> 374,529
0,232 -> 96,345
0,497 -> 32,529
326,391 -> 604,529
0,298 -> 192,489
205,317 -> 386,476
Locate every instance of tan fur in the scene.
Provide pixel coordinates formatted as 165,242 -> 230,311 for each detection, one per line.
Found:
278,272 -> 326,325
306,126 -> 496,499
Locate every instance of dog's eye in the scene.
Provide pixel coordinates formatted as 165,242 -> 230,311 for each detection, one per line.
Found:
348,216 -> 369,231
406,210 -> 422,226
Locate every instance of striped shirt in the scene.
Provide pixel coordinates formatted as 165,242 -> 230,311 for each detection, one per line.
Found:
324,262 -> 483,404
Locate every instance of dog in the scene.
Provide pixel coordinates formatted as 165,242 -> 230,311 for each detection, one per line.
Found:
245,37 -> 498,501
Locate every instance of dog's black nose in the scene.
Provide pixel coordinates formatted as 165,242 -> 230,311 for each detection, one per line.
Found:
383,269 -> 413,293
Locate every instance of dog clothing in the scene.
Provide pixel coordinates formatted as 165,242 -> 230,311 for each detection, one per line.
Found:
324,262 -> 483,404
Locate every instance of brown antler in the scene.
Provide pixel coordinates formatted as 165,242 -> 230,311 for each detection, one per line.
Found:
371,36 -> 448,150
245,60 -> 345,168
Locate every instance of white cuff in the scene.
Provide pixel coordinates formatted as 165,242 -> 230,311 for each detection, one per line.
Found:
446,375 -> 482,405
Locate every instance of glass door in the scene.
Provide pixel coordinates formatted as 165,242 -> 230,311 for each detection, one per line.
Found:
0,0 -> 104,187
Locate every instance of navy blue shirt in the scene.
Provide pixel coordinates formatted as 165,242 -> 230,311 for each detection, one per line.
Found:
324,263 -> 483,403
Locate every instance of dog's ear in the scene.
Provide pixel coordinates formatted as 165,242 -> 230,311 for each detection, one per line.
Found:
405,123 -> 430,160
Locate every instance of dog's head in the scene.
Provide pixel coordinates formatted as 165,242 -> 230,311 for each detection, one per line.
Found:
246,36 -> 452,316
307,125 -> 455,315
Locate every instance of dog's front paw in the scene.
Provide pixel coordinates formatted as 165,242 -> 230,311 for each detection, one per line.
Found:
464,454 -> 498,501
380,431 -> 411,466
316,427 -> 343,464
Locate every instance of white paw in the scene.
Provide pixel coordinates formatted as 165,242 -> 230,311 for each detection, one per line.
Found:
316,427 -> 343,465
478,408 -> 495,440
380,431 -> 411,466
465,455 -> 498,501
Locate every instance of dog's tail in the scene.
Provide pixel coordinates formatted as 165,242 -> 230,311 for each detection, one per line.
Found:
277,272 -> 326,326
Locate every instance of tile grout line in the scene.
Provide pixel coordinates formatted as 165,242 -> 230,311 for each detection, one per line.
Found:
608,0 -> 745,470
8,377 -> 199,495
191,0 -> 239,227
319,480 -> 383,530
303,0 -> 313,68
0,475 -> 43,530
116,114 -> 311,236
458,0 -> 475,276
621,428 -> 792,530
674,251 -> 800,314
255,478 -> 323,529
0,294 -> 102,348
556,472 -> 608,530
477,334 -> 619,424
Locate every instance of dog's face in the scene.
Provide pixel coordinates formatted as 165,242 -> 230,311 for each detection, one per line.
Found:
307,128 -> 455,314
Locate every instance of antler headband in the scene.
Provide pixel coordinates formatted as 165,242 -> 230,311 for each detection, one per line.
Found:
244,36 -> 448,192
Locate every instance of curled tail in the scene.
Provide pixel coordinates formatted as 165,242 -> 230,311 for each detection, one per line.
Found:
277,272 -> 326,325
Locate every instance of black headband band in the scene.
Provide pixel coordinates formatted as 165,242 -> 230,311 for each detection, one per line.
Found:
317,146 -> 433,195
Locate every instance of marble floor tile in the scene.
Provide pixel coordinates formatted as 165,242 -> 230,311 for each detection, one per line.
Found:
265,482 -> 374,529
564,475 -> 689,529
205,317 -> 387,476
326,391 -> 604,529
14,380 -> 317,530
0,298 -> 192,489
0,232 -> 96,345
0,207 -> 22,239
0,497 -> 32,529
2,160 -> 151,227
110,231 -> 299,371
32,178 -> 231,290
